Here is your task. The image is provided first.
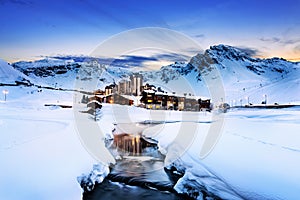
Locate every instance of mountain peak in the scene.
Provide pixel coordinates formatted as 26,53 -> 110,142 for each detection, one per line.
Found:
206,44 -> 254,62
209,44 -> 236,51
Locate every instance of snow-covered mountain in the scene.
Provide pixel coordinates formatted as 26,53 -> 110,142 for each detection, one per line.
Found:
11,58 -> 81,88
11,57 -> 133,90
0,59 -> 32,85
2,44 -> 300,104
143,45 -> 300,104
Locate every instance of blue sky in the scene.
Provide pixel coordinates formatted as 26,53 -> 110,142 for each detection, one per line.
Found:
1,0 -> 300,62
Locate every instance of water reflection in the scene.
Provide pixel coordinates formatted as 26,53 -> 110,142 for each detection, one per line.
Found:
113,133 -> 158,156
84,122 -> 188,200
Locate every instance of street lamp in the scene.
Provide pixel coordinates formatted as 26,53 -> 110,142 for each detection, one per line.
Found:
245,96 -> 249,105
263,94 -> 267,105
2,89 -> 9,101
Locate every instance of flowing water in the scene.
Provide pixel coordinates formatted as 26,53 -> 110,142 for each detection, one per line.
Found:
83,180 -> 182,200
83,122 -> 188,200
83,157 -> 186,200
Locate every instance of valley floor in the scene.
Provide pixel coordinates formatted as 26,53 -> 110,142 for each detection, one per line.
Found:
1,86 -> 300,199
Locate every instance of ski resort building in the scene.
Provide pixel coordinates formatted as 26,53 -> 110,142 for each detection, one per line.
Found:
140,90 -> 211,111
117,80 -> 131,95
130,74 -> 143,96
105,84 -> 117,96
104,93 -> 134,106
116,74 -> 144,96
89,82 -> 210,112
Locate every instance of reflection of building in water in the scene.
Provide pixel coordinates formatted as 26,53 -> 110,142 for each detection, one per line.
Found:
113,133 -> 157,156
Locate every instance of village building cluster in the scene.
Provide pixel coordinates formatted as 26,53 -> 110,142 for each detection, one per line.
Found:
83,73 -> 212,112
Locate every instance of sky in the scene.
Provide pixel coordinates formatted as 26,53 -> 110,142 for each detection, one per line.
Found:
0,0 -> 300,63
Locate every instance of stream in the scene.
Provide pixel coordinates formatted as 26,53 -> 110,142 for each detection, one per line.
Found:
82,122 -> 191,200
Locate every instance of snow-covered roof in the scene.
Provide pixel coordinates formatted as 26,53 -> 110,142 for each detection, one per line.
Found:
155,91 -> 167,95
94,94 -> 105,98
87,100 -> 102,105
194,96 -> 211,100
143,89 -> 155,93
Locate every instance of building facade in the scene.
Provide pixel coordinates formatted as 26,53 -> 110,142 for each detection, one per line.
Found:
141,90 -> 211,111
118,80 -> 131,95
130,74 -> 143,96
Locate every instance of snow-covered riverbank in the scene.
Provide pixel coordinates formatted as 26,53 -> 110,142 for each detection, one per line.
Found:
80,103 -> 300,199
143,108 -> 300,199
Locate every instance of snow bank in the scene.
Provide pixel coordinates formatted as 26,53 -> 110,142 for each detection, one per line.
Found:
0,87 -> 96,200
77,164 -> 110,192
143,108 -> 300,199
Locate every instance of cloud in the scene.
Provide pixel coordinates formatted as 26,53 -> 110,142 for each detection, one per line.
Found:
283,39 -> 300,45
104,52 -> 192,68
236,46 -> 261,57
259,37 -> 281,43
49,52 -> 191,69
109,55 -> 158,68
194,34 -> 205,38
154,53 -> 191,62
259,37 -> 300,45
46,55 -> 155,68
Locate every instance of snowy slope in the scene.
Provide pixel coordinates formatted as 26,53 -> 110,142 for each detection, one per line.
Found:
0,59 -> 31,85
200,45 -> 300,104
